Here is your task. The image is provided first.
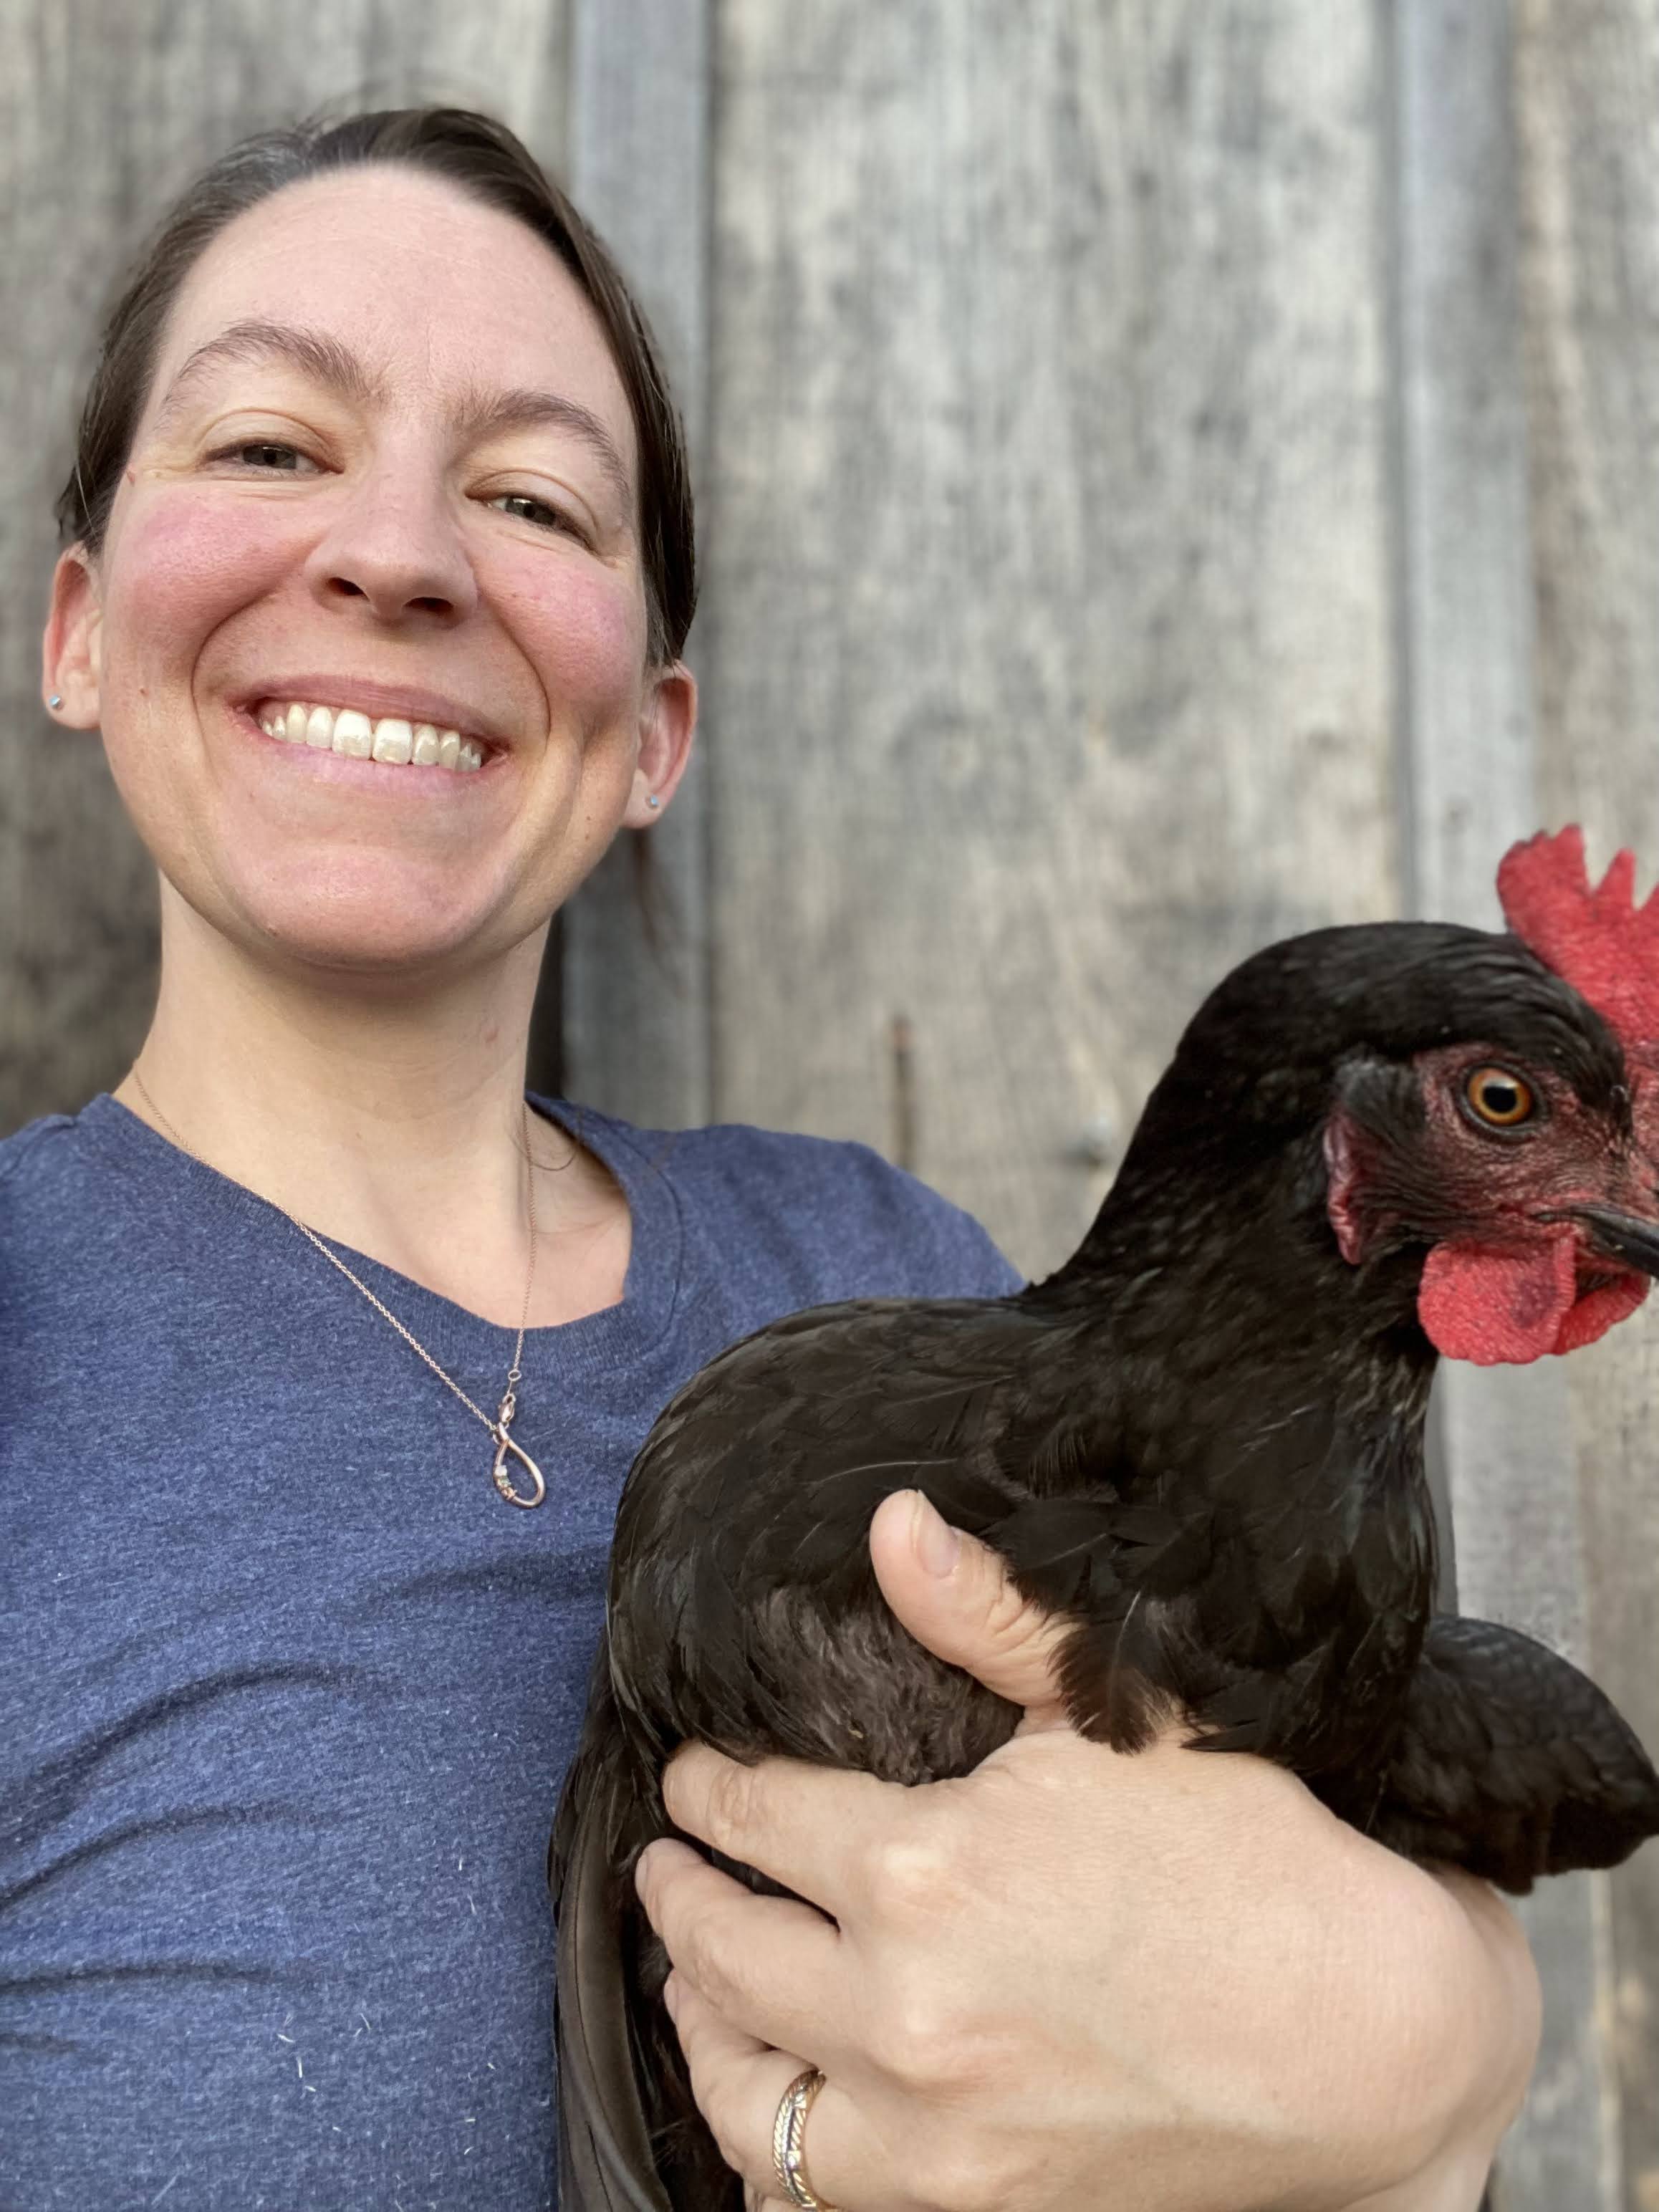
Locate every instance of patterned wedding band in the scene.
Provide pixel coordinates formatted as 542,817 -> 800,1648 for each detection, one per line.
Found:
771,2064 -> 839,2211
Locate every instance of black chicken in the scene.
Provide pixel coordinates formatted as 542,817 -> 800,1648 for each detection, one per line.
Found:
552,827 -> 1659,2211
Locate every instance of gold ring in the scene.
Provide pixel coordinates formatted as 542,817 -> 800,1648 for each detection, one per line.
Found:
771,2065 -> 838,2210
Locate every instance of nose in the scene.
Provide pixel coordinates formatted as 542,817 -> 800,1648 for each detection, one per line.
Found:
304,461 -> 478,626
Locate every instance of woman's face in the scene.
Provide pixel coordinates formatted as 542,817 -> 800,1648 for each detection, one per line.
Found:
46,165 -> 693,980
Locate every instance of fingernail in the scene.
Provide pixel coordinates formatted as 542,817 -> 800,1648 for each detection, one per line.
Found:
633,1845 -> 657,1904
910,1491 -> 961,1576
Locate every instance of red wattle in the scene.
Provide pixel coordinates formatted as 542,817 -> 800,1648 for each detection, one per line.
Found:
1554,1271 -> 1650,1350
1418,1234 -> 1578,1365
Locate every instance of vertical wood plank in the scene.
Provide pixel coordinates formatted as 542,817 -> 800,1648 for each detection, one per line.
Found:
708,0 -> 1398,1274
1390,4 -> 1624,2201
561,0 -> 713,1130
1516,1 -> 1659,2198
0,0 -> 569,1133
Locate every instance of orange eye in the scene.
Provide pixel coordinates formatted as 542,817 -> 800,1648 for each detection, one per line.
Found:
1463,1065 -> 1536,1128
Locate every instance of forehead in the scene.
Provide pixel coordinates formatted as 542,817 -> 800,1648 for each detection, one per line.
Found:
143,165 -> 637,469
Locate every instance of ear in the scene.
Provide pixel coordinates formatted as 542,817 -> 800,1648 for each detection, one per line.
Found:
621,660 -> 697,829
42,547 -> 103,727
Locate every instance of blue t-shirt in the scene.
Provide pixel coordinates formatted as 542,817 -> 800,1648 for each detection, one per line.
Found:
0,1093 -> 1019,2210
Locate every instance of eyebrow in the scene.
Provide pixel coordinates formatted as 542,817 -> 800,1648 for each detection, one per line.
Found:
448,385 -> 635,506
152,317 -> 635,503
153,319 -> 384,428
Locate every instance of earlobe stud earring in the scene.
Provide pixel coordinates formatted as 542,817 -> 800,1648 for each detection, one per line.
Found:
49,695 -> 62,710
646,794 -> 660,809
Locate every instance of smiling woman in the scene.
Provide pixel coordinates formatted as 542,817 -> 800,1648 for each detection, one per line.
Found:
0,107 -> 1534,2212
0,106 -> 1019,2206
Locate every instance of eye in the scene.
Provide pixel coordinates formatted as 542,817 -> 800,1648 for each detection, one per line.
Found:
1461,1064 -> 1537,1129
488,491 -> 585,538
206,440 -> 315,473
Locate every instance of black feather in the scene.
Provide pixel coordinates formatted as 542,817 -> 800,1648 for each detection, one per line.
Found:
552,920 -> 1659,2209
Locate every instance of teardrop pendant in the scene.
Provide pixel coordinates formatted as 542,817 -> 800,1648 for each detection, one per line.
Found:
491,1424 -> 546,1509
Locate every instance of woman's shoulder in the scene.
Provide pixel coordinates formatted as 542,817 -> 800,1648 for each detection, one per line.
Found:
545,1100 -> 1026,1304
0,1106 -> 88,1198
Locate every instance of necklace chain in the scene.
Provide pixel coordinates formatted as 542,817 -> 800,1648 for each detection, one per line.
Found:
128,1069 -> 546,1508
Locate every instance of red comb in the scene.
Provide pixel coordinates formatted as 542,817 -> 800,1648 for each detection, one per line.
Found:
1497,826 -> 1659,1047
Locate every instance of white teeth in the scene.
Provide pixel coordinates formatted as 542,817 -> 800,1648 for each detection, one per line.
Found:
257,701 -> 484,774
371,718 -> 413,765
332,709 -> 373,759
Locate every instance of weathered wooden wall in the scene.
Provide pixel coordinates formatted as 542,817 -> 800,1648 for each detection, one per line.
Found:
1516,4 -> 1659,2198
2,1 -> 1656,2201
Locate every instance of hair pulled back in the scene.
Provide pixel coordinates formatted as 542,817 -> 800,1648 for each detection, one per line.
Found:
57,107 -> 696,665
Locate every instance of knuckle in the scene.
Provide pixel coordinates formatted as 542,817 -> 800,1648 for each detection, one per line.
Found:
861,1814 -> 966,1921
867,1986 -> 972,2095
676,1921 -> 739,2011
650,1887 -> 731,2002
868,1971 -> 1021,2112
981,1564 -> 1046,1650
703,1755 -> 766,1847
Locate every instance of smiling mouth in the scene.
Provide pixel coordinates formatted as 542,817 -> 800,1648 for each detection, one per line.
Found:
253,698 -> 486,773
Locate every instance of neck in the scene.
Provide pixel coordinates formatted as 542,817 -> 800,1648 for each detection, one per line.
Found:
115,882 -> 630,1327
1032,1125 -> 1440,1491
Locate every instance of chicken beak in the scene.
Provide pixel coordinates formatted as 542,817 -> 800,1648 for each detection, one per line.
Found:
1566,1204 -> 1659,1279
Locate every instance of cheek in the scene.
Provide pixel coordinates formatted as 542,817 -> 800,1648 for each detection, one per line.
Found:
103,491 -> 299,658
495,557 -> 647,720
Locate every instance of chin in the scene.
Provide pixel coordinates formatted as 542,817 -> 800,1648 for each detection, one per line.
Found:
198,862 -> 517,978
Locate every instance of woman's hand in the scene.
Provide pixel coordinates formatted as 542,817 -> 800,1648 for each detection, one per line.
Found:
635,1491 -> 1541,2212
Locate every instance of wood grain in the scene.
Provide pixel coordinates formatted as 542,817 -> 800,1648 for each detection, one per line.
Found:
706,0 -> 1398,1274
4,5 -> 1658,2191
1390,1 -> 1623,2196
1517,0 -> 1659,2195
0,0 -> 569,1130
560,0 -> 713,1131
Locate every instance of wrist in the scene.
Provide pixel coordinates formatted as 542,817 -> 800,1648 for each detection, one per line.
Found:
1323,1868 -> 1538,2212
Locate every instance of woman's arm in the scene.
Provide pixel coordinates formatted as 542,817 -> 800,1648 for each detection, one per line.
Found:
635,1492 -> 1540,2212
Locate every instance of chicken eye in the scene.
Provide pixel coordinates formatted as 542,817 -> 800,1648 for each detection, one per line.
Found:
1462,1065 -> 1537,1128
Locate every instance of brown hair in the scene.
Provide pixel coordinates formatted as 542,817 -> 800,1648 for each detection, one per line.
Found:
57,107 -> 696,665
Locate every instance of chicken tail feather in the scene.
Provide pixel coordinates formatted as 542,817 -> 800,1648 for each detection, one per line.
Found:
552,1731 -> 673,2212
1360,1613 -> 1659,1894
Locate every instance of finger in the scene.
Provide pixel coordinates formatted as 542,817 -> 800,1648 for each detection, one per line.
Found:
666,1973 -> 859,2212
635,1834 -> 852,2055
663,1974 -> 807,2204
869,1489 -> 1072,1725
662,1742 -> 897,1915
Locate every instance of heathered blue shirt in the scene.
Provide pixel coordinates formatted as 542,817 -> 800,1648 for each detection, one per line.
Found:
0,1092 -> 1020,2210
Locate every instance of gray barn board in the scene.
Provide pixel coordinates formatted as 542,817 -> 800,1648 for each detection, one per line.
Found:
1516,4 -> 1659,2201
707,0 -> 1398,1265
4,4 -> 1659,2202
561,0 -> 715,1130
1393,2 -> 1622,2202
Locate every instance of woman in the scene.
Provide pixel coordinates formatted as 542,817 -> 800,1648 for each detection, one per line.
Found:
1,109 -> 1535,2210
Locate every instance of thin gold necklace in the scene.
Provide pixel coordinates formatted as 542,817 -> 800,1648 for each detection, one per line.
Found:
128,1068 -> 547,1509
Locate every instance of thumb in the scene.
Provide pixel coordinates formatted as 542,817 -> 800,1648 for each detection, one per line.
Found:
868,1490 -> 1072,1727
